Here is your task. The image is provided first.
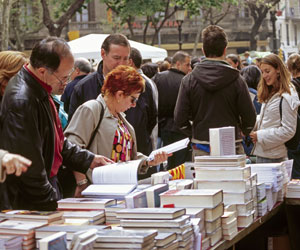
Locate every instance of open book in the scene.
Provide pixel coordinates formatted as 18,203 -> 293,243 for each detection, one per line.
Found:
82,160 -> 142,199
148,137 -> 190,161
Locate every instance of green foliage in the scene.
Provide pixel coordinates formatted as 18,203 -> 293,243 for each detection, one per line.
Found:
49,0 -> 89,19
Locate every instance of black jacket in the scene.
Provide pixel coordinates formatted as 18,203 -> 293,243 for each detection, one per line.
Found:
68,62 -> 104,121
152,68 -> 185,132
125,75 -> 157,155
0,67 -> 94,210
174,59 -> 256,141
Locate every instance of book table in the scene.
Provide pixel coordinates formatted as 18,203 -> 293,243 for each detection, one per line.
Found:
285,198 -> 300,250
210,202 -> 284,250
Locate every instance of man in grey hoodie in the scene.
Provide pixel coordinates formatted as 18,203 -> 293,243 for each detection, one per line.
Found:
174,25 -> 256,157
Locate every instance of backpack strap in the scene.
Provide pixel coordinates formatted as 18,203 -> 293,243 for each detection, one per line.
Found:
86,101 -> 104,150
279,97 -> 283,121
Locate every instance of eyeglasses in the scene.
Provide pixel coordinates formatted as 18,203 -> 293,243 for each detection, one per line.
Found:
50,68 -> 74,85
130,95 -> 139,104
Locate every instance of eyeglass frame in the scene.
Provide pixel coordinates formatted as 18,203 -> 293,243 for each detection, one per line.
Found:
48,67 -> 74,85
130,95 -> 139,104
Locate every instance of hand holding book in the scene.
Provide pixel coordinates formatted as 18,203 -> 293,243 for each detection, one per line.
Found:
146,151 -> 172,167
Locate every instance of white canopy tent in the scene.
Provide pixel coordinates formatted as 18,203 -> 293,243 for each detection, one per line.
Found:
68,34 -> 168,63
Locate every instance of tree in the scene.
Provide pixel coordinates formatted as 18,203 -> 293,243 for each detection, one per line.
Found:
40,0 -> 88,37
1,0 -> 13,51
244,0 -> 280,50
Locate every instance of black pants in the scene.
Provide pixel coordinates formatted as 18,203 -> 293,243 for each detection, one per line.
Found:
160,130 -> 191,170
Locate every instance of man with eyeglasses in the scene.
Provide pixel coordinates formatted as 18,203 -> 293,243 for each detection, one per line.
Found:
0,37 -> 113,210
152,50 -> 192,170
68,33 -> 131,122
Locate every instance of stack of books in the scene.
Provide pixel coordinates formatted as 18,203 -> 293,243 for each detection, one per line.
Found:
93,229 -> 158,250
194,155 -> 255,229
57,198 -> 116,211
104,202 -> 126,224
256,183 -> 267,216
38,232 -> 67,250
69,228 -> 98,250
159,189 -> 223,247
286,179 -> 300,198
154,232 -> 178,250
35,224 -> 110,248
0,220 -> 47,250
250,174 -> 258,220
249,163 -> 284,211
62,210 -> 105,225
168,179 -> 194,190
221,211 -> 238,240
0,235 -> 23,250
117,208 -> 193,249
0,210 -> 64,225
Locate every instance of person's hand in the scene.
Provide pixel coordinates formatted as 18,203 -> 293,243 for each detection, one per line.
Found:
249,131 -> 257,143
2,153 -> 32,176
147,151 -> 171,166
89,155 -> 114,169
74,182 -> 89,198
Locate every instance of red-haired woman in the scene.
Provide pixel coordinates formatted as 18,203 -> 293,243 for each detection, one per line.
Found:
65,65 -> 168,196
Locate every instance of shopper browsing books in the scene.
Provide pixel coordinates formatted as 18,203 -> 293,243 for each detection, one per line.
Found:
250,54 -> 300,163
65,65 -> 169,196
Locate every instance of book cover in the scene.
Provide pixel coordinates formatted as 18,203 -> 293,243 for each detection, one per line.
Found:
144,184 -> 169,207
160,189 -> 223,208
57,198 -> 115,210
125,190 -> 148,209
209,126 -> 235,156
0,220 -> 47,235
38,232 -> 67,250
116,207 -> 186,220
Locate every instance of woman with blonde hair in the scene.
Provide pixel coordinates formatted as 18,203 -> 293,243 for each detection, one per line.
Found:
0,51 -> 27,103
250,54 -> 300,163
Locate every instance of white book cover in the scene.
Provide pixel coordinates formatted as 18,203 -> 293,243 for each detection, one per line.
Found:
209,126 -> 235,156
148,138 -> 190,161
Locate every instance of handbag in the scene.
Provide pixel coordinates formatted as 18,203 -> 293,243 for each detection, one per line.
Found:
86,101 -> 105,149
279,97 -> 300,150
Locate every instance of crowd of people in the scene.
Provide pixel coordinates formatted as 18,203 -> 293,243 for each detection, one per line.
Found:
0,24 -> 300,211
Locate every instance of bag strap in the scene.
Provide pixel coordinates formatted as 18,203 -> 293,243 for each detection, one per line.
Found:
279,97 -> 283,121
86,101 -> 104,150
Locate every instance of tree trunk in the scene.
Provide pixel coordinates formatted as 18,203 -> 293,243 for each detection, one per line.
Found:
126,16 -> 135,39
192,24 -> 202,56
143,17 -> 150,44
40,0 -> 85,37
1,0 -> 13,51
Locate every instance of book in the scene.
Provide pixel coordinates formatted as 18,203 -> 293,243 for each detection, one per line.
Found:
207,227 -> 222,246
116,208 -> 186,220
70,229 -> 98,250
125,190 -> 148,208
205,217 -> 221,234
194,155 -> 246,163
151,172 -> 170,185
93,241 -> 155,249
221,211 -> 237,224
156,239 -> 179,250
209,126 -> 235,156
62,210 -> 105,223
83,160 -> 144,198
120,215 -> 190,228
63,218 -> 90,226
38,232 -> 67,250
169,179 -> 193,190
195,166 -> 250,181
222,217 -> 237,230
185,208 -> 204,220
0,210 -> 63,223
148,138 -> 190,161
223,189 -> 252,205
144,184 -> 169,207
0,220 -> 47,235
237,210 -> 255,228
160,189 -> 223,208
95,229 -> 157,243
236,200 -> 254,216
205,202 -> 224,222
57,198 -> 115,210
194,179 -> 251,193
0,235 -> 23,250
35,225 -> 110,240
155,232 -> 177,247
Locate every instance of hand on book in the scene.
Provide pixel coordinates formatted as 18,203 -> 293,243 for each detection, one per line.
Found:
74,182 -> 89,198
2,153 -> 32,176
89,155 -> 114,169
148,151 -> 171,166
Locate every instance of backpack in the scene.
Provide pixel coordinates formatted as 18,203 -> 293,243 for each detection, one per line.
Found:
279,97 -> 300,150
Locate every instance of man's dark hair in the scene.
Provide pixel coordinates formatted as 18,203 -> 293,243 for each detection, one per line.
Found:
202,25 -> 228,58
141,63 -> 158,79
101,33 -> 130,53
30,36 -> 72,72
74,58 -> 92,74
172,51 -> 190,65
130,47 -> 142,69
241,65 -> 262,90
164,56 -> 172,64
